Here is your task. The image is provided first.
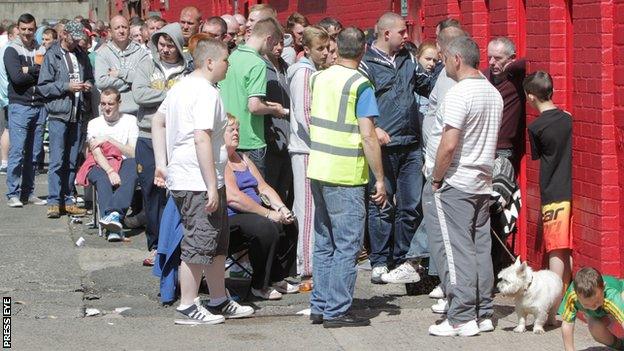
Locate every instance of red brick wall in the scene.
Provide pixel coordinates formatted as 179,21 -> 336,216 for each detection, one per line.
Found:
152,0 -> 624,277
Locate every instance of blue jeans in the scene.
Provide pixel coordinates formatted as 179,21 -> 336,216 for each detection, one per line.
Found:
88,159 -> 138,218
406,221 -> 438,276
47,118 -> 82,205
310,180 -> 365,319
240,146 -> 267,178
6,104 -> 45,199
368,144 -> 424,268
33,108 -> 46,168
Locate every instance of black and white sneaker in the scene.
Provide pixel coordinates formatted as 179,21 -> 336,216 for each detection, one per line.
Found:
174,303 -> 225,325
198,298 -> 254,319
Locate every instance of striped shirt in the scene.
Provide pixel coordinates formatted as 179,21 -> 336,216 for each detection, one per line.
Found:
424,75 -> 503,194
559,276 -> 624,324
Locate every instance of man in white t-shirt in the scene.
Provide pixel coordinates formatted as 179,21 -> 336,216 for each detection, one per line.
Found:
86,87 -> 139,242
424,36 -> 503,337
152,38 -> 254,325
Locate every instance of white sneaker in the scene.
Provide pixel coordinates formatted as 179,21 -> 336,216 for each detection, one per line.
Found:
174,303 -> 225,325
431,298 -> 449,314
428,285 -> 445,299
478,318 -> 495,332
196,297 -> 255,319
381,262 -> 421,284
272,280 -> 299,294
371,265 -> 388,284
429,319 -> 480,337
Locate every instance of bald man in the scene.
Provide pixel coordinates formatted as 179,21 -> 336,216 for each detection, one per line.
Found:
358,12 -> 433,286
95,15 -> 148,114
221,14 -> 239,46
179,6 -> 201,46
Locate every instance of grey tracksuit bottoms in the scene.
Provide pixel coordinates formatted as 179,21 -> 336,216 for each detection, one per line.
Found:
422,179 -> 494,324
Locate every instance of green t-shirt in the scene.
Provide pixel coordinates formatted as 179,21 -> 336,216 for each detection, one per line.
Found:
558,275 -> 624,324
220,44 -> 267,149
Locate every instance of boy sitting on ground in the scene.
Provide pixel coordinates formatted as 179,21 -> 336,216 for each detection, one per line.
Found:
560,267 -> 624,350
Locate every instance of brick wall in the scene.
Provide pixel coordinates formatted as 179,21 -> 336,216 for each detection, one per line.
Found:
153,0 -> 624,277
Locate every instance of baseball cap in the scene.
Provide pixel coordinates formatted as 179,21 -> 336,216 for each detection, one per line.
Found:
65,21 -> 87,40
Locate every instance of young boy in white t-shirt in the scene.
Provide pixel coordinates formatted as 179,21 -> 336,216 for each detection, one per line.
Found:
152,38 -> 254,325
86,87 -> 139,242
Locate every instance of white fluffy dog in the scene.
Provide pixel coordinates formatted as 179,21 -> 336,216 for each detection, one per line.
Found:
497,257 -> 563,334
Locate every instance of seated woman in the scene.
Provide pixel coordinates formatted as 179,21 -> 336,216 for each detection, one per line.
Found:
224,114 -> 298,300
85,87 -> 139,242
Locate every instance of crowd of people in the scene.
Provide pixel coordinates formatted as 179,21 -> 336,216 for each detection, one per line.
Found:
2,4 -> 623,349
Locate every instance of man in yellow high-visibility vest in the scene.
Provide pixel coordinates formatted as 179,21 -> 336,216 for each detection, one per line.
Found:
306,27 -> 387,328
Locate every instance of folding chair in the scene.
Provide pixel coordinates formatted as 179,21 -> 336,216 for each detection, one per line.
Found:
85,185 -> 103,237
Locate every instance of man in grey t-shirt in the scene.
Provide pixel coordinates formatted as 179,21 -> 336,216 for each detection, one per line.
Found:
425,36 -> 503,337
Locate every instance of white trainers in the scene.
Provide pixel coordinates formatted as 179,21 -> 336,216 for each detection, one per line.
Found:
371,265 -> 388,284
174,302 -> 225,325
381,261 -> 421,284
196,297 -> 255,319
478,318 -> 495,332
429,319 -> 480,337
431,298 -> 449,314
251,287 -> 282,300
272,280 -> 299,294
428,285 -> 445,299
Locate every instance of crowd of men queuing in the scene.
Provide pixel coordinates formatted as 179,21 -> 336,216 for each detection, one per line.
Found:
8,4 -> 620,350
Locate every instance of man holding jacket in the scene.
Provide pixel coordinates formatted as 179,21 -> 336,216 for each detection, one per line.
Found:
132,23 -> 190,265
38,21 -> 93,218
358,12 -> 431,284
4,14 -> 46,207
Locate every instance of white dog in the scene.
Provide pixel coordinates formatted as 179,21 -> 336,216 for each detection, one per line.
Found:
497,257 -> 563,334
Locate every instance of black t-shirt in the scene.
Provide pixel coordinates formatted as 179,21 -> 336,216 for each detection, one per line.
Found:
528,108 -> 572,204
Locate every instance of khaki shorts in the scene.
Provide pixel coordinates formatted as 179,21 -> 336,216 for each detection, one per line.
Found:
172,188 -> 228,265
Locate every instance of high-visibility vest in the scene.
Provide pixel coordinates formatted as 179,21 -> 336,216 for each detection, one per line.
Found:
306,65 -> 372,186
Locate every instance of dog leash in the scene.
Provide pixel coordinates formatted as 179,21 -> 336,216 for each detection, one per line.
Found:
491,228 -> 517,262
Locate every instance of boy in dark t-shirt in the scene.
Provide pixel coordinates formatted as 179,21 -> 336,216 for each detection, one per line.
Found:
524,71 -> 573,286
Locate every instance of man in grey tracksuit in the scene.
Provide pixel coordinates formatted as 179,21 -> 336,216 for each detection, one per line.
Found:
95,15 -> 148,115
132,23 -> 190,262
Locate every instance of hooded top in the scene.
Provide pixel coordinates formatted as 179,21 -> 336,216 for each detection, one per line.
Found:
95,39 -> 148,114
286,56 -> 316,154
132,23 -> 190,139
3,37 -> 42,106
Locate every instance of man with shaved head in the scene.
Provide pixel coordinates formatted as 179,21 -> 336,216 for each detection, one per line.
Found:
202,16 -> 227,41
244,4 -> 276,42
359,12 -> 435,286
221,14 -> 239,49
95,15 -> 148,115
179,6 -> 201,47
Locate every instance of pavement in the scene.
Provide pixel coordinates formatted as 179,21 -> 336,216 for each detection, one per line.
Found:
0,174 -> 607,350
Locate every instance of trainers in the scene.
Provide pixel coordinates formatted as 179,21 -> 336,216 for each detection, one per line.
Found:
431,298 -> 449,314
199,298 -> 254,319
429,319 -> 480,337
251,287 -> 282,300
107,232 -> 123,242
0,165 -> 7,174
478,318 -> 495,332
7,197 -> 23,208
24,195 -> 46,205
47,205 -> 61,218
174,303 -> 225,325
63,204 -> 87,216
381,261 -> 421,284
100,211 -> 122,232
272,280 -> 299,294
371,265 -> 388,284
429,285 -> 445,299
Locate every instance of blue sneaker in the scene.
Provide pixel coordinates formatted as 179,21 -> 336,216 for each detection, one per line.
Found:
100,211 -> 122,232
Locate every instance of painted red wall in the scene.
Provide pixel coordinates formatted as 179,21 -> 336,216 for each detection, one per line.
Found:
152,0 -> 624,277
